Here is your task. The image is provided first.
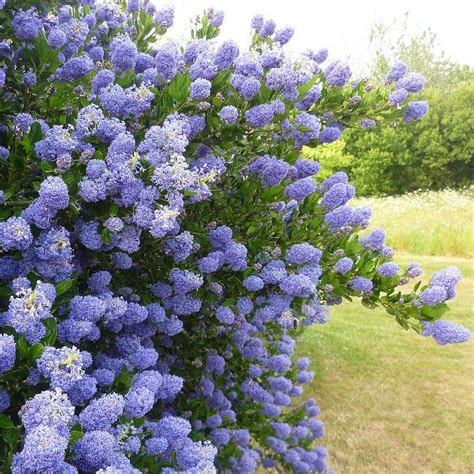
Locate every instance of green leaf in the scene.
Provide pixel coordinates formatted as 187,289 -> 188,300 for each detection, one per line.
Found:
30,343 -> 44,360
109,203 -> 119,217
55,278 -> 76,296
17,337 -> 29,359
101,228 -> 112,244
2,425 -> 19,449
69,430 -> 84,444
167,73 -> 191,103
0,415 -> 15,429
40,161 -> 54,173
42,318 -> 57,346
29,121 -> 43,144
0,286 -> 12,297
114,366 -> 132,393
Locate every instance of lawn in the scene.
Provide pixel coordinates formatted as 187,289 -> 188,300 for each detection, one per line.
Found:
298,189 -> 474,472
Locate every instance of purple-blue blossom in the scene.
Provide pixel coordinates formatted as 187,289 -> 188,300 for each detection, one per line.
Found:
219,106 -> 239,124
285,177 -> 317,202
350,276 -> 373,292
12,8 -> 42,41
386,61 -> 408,82
404,101 -> 429,122
0,334 -> 16,374
397,72 -> 425,92
190,78 -> 212,99
377,262 -> 399,277
111,34 -> 137,72
244,276 -> 265,292
334,257 -> 353,274
274,26 -> 294,45
79,393 -> 124,431
389,88 -> 409,106
422,320 -> 471,345
325,61 -> 351,86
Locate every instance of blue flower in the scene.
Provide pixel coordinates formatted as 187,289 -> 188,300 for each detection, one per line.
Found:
37,346 -> 91,390
215,40 -> 239,70
386,61 -> 407,82
0,216 -> 33,251
48,27 -> 67,48
389,88 -> 408,106
145,437 -> 168,455
286,243 -> 322,265
12,8 -> 42,41
155,42 -> 180,82
219,106 -> 239,124
156,6 -> 175,29
251,14 -> 264,32
150,415 -> 192,450
280,274 -> 315,297
334,257 -> 353,274
360,228 -> 386,251
0,334 -> 16,374
79,393 -> 125,431
246,104 -> 276,128
73,430 -> 117,472
319,126 -> 342,143
92,69 -> 115,94
350,276 -> 373,292
244,276 -> 265,292
111,34 -> 138,72
261,19 -> 276,37
420,286 -> 447,306
377,262 -> 399,277
124,387 -> 155,418
57,54 -> 94,82
404,101 -> 429,122
0,390 -> 10,412
190,78 -> 212,99
12,425 -> 69,473
423,320 -> 471,345
208,8 -> 225,27
285,177 -> 317,202
397,72 -> 425,92
35,125 -> 78,162
216,306 -> 235,324
274,26 -> 294,45
325,61 -> 351,86
20,389 -> 74,436
6,281 -> 55,344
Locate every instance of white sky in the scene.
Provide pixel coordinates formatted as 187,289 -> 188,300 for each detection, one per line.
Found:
155,0 -> 474,73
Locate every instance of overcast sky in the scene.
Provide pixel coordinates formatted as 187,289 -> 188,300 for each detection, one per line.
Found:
155,0 -> 474,73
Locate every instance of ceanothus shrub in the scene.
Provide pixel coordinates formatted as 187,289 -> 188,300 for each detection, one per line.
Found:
0,1 -> 470,472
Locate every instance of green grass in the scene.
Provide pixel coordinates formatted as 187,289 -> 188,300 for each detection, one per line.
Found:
296,188 -> 474,473
298,256 -> 473,472
354,187 -> 474,258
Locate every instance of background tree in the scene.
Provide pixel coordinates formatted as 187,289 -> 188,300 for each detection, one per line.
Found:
309,15 -> 474,196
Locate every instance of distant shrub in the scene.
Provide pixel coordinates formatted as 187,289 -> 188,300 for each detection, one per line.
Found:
307,81 -> 474,196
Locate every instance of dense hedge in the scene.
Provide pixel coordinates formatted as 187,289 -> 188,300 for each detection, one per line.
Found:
309,80 -> 474,196
0,1 -> 470,473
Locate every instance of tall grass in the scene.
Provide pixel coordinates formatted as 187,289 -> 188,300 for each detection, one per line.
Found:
354,187 -> 474,258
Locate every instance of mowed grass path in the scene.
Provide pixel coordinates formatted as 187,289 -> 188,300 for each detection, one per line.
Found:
297,194 -> 474,474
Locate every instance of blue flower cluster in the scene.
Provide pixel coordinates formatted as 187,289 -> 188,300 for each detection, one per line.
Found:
0,1 -> 469,473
